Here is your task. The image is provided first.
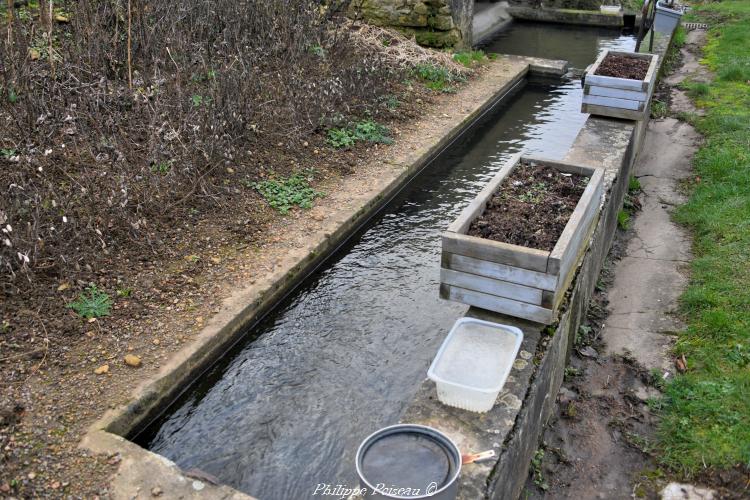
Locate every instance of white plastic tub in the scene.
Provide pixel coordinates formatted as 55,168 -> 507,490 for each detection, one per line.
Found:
428,318 -> 523,413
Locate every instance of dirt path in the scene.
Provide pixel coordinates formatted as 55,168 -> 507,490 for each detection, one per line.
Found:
522,31 -> 708,499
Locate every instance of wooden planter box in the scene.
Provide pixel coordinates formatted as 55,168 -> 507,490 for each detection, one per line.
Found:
582,50 -> 659,121
440,155 -> 604,324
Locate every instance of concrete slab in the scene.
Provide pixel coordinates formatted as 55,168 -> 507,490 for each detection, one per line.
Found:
601,117 -> 698,373
602,326 -> 675,371
634,119 -> 700,180
473,1 -> 512,45
604,256 -> 687,326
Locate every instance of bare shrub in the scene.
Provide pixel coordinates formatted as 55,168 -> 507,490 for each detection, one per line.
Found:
0,0 -> 402,293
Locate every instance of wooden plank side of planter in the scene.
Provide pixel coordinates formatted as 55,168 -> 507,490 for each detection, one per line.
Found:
442,253 -> 558,291
582,94 -> 644,111
447,153 -> 522,234
440,284 -> 554,324
607,49 -> 655,61
582,102 -> 647,121
442,233 -> 550,273
440,268 -> 544,305
550,209 -> 601,312
643,53 -> 660,94
548,167 -> 604,276
524,157 -> 597,178
584,84 -> 648,102
584,73 -> 646,92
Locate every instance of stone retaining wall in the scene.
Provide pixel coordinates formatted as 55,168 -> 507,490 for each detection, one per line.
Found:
348,0 -> 469,47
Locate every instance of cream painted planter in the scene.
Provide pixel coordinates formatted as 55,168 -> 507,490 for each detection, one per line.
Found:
440,155 -> 604,324
582,50 -> 659,121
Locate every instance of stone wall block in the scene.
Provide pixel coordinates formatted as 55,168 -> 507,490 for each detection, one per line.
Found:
428,13 -> 454,30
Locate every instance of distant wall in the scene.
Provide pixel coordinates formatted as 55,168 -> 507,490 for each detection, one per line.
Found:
348,0 -> 473,48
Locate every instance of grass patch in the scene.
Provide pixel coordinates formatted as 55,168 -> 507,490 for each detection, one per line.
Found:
651,99 -> 668,118
672,25 -> 687,49
67,285 -> 113,319
453,50 -> 488,67
656,0 -> 750,475
252,169 -> 323,214
682,81 -> 711,98
629,175 -> 642,193
617,209 -> 630,230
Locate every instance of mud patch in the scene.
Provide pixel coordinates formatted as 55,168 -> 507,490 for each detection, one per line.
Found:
522,227 -> 667,499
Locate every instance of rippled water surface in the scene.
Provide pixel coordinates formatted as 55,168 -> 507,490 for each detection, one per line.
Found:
137,24 -> 635,500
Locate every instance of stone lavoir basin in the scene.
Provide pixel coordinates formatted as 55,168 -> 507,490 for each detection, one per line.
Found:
129,24 -> 637,500
440,154 -> 604,324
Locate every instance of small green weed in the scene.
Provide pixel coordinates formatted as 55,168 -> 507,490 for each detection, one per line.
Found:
648,368 -> 667,390
151,160 -> 172,174
116,288 -> 133,298
326,127 -> 357,149
190,69 -> 217,83
253,170 -> 324,214
530,448 -> 549,491
68,285 -> 113,319
1,148 -> 17,159
383,95 -> 400,110
3,85 -> 18,104
628,175 -> 641,193
353,120 -> 393,144
575,324 -> 592,346
309,44 -> 326,57
564,366 -> 581,380
326,120 -> 392,149
650,100 -> 668,118
617,209 -> 630,230
191,94 -> 205,107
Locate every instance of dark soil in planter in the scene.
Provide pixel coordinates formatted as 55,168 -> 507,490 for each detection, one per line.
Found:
468,162 -> 588,251
595,53 -> 650,80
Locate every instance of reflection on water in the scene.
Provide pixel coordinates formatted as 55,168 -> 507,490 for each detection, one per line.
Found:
483,21 -> 636,69
137,24 -> 635,500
